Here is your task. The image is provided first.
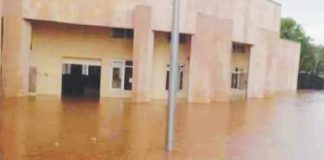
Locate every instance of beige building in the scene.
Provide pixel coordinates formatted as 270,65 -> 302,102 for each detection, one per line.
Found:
0,0 -> 300,103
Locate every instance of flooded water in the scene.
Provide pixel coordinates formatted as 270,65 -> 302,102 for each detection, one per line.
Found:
1,91 -> 324,160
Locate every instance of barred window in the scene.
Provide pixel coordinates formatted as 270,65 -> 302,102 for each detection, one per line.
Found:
112,28 -> 134,39
232,42 -> 246,53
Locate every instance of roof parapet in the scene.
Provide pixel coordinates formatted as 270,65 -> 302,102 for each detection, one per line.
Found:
266,0 -> 282,6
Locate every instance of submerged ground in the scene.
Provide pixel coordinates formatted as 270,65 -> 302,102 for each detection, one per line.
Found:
0,91 -> 324,160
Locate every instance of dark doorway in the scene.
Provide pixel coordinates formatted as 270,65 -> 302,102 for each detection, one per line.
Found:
62,64 -> 101,99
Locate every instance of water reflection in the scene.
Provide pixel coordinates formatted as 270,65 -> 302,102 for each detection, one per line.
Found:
0,92 -> 324,159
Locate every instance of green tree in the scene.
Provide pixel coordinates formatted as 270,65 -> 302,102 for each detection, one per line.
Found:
314,45 -> 324,75
280,18 -> 318,73
280,18 -> 307,42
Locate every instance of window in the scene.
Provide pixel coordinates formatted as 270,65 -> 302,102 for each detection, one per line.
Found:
231,67 -> 244,89
112,28 -> 134,39
82,65 -> 89,76
166,65 -> 185,91
1,17 -> 4,52
232,42 -> 246,53
62,64 -> 89,76
111,60 -> 133,91
62,64 -> 71,75
167,34 -> 187,44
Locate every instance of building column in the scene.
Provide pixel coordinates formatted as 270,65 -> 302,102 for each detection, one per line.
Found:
211,17 -> 233,102
247,28 -> 276,98
264,32 -> 280,97
132,6 -> 154,102
188,15 -> 233,103
2,0 -> 32,97
0,8 -> 3,96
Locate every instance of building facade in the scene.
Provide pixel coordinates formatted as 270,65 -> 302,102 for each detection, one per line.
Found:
0,0 -> 301,103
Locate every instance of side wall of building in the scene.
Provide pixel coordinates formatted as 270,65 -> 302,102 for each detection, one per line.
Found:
247,30 -> 301,98
275,40 -> 301,91
247,29 -> 280,98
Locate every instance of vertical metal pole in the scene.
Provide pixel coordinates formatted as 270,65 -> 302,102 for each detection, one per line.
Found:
166,0 -> 180,152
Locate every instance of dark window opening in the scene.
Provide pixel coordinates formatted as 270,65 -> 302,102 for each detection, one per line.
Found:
166,65 -> 184,91
232,42 -> 247,53
167,33 -> 187,44
124,60 -> 133,91
62,64 -> 101,99
124,67 -> 133,91
231,73 -> 239,89
112,28 -> 134,39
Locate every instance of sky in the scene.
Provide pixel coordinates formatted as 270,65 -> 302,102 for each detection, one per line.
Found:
279,0 -> 324,45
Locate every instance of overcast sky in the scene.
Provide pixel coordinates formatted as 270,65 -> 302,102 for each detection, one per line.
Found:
279,0 -> 324,45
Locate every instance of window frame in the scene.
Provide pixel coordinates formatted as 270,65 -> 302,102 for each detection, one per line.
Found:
231,67 -> 244,89
166,65 -> 185,91
110,59 -> 133,91
62,64 -> 72,75
167,33 -> 187,44
232,42 -> 246,54
112,28 -> 134,39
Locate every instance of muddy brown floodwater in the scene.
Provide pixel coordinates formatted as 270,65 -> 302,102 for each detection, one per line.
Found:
0,91 -> 324,160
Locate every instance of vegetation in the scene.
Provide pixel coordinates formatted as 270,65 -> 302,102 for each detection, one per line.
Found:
280,18 -> 324,75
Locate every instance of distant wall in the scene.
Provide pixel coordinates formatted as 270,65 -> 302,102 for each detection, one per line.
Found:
247,30 -> 300,97
275,39 -> 301,91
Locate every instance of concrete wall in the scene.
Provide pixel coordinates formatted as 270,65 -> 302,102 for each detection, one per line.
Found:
21,0 -> 281,42
247,29 -> 300,98
152,32 -> 190,99
2,0 -> 32,97
247,29 -> 279,98
32,21 -> 134,98
275,40 -> 301,91
188,14 -> 233,103
132,5 -> 154,102
31,21 -> 191,100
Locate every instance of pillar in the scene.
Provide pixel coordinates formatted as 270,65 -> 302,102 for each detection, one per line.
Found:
264,31 -> 280,96
0,1 -> 3,96
2,0 -> 32,97
211,18 -> 233,102
247,29 -> 272,98
132,6 -> 154,102
188,14 -> 233,103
